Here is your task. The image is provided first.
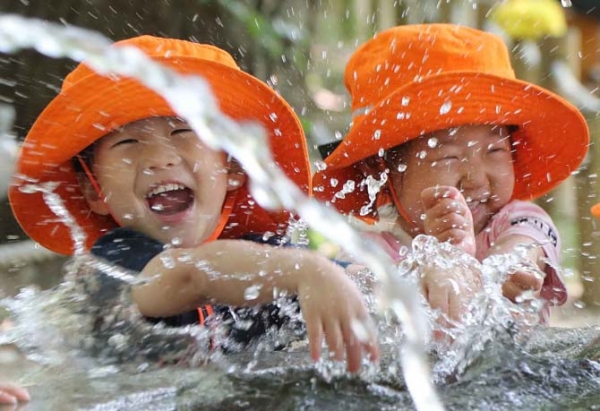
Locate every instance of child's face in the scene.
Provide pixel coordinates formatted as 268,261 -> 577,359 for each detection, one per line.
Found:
387,124 -> 515,235
85,116 -> 240,247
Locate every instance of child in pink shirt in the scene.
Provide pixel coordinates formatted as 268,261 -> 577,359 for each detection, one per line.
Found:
314,24 -> 588,329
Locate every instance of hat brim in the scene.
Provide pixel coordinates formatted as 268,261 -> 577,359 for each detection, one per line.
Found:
10,57 -> 310,255
315,72 -> 589,218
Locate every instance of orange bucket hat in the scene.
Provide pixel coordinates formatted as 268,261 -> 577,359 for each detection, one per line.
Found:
9,35 -> 310,255
313,24 -> 589,221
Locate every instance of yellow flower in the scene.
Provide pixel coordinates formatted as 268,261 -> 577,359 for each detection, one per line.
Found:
490,0 -> 568,41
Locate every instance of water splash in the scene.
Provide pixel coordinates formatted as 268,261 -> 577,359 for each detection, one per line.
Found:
0,14 -> 442,410
560,0 -> 572,7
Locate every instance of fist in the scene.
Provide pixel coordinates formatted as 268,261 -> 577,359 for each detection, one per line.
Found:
420,186 -> 476,256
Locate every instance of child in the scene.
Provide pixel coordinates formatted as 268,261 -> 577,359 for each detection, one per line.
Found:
313,24 -> 589,327
9,35 -> 378,372
0,383 -> 29,405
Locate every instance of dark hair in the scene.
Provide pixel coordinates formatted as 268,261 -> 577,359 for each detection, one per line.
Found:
72,142 -> 96,174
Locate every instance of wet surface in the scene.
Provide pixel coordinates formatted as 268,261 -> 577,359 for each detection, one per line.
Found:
2,329 -> 600,411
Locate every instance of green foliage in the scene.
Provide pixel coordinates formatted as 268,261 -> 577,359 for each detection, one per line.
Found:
216,0 -> 307,59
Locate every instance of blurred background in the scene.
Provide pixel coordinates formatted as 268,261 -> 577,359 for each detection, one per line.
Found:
0,0 -> 598,326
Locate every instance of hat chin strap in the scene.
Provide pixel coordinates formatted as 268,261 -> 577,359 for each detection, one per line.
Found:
77,155 -> 236,245
205,190 -> 236,242
376,157 -> 418,233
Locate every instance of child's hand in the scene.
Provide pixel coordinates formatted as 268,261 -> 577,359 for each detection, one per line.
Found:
420,260 -> 481,341
0,383 -> 30,405
296,258 -> 379,373
345,263 -> 376,294
488,235 -> 545,303
421,186 -> 476,256
502,268 -> 544,303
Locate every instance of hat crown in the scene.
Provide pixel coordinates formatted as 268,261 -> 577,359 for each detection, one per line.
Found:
62,35 -> 239,90
345,24 -> 516,112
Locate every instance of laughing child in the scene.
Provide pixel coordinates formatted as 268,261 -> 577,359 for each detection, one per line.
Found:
314,24 -> 589,329
9,35 -> 378,372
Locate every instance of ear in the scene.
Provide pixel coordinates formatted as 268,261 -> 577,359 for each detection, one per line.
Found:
76,172 -> 111,216
226,156 -> 247,192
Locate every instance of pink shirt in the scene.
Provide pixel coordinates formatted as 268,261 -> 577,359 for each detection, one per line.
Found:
363,200 -> 566,322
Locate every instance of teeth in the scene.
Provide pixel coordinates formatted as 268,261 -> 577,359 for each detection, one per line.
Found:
147,183 -> 185,197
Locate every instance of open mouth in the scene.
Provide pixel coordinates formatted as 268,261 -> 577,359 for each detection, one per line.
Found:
146,183 -> 194,216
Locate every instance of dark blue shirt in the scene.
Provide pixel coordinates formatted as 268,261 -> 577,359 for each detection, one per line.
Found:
90,227 -> 302,348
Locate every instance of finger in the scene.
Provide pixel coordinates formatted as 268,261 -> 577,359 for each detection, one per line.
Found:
424,203 -> 470,228
447,290 -> 466,323
364,337 -> 380,363
323,319 -> 344,362
0,391 -> 17,405
434,228 -> 472,244
421,186 -> 461,209
0,385 -> 29,403
341,323 -> 362,373
426,284 -> 449,316
427,285 -> 452,340
509,272 -> 543,292
305,315 -> 324,362
502,281 -> 522,303
356,316 -> 380,363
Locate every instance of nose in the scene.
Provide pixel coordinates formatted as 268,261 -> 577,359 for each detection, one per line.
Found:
458,157 -> 488,191
140,139 -> 182,170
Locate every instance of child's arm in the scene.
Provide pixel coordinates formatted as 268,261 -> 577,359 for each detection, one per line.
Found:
487,234 -> 545,302
131,240 -> 379,372
419,186 -> 481,332
0,383 -> 30,405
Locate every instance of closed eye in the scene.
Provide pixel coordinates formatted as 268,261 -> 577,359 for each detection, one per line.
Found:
172,128 -> 194,136
488,146 -> 510,155
112,138 -> 138,147
434,155 -> 459,162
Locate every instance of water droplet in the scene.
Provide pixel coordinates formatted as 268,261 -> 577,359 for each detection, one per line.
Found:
244,284 -> 262,300
560,0 -> 572,7
122,213 -> 133,220
418,150 -> 427,159
18,184 -> 39,194
401,96 -> 410,106
397,163 -> 407,172
171,237 -> 182,246
373,129 -> 382,140
330,178 -> 338,187
427,137 -> 438,148
378,148 -> 385,157
314,160 -> 327,171
160,254 -> 176,269
228,178 -> 241,187
122,158 -> 132,165
334,180 -> 356,199
439,101 -> 452,115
